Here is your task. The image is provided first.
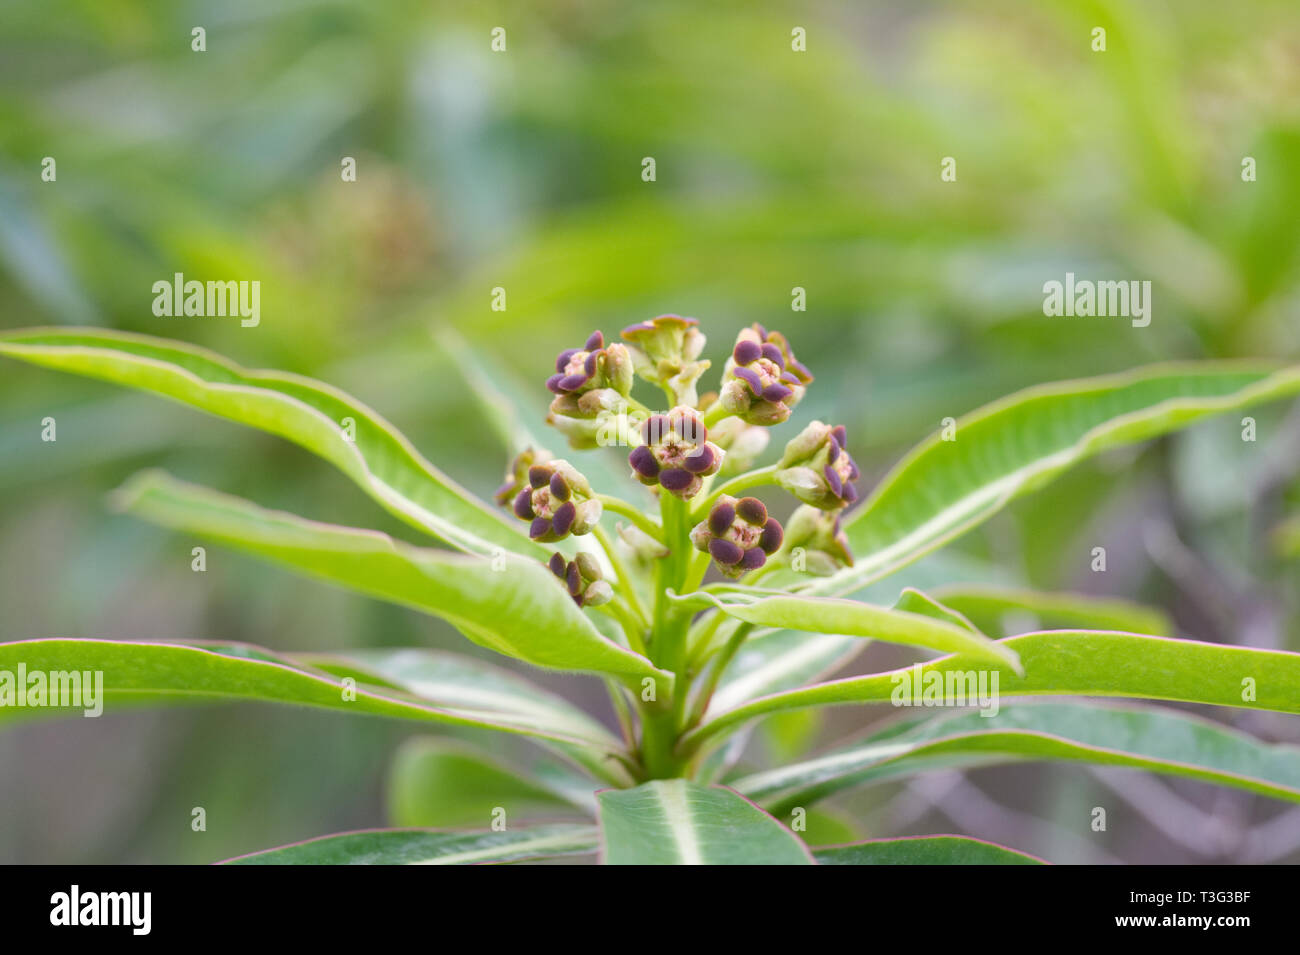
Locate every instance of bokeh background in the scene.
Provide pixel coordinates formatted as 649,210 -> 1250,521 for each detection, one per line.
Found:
2,0 -> 1299,863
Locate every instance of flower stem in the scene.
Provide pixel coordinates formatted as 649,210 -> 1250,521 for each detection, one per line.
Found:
684,622 -> 754,728
593,524 -> 649,634
690,464 -> 779,521
596,494 -> 664,544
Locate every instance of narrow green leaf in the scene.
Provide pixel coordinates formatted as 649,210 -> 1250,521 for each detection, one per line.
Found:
675,590 -> 1022,675
928,585 -> 1173,636
820,362 -> 1300,595
223,825 -> 598,865
111,470 -> 668,684
892,587 -> 982,633
597,780 -> 813,865
815,836 -> 1044,865
685,631 -> 1300,750
0,639 -> 622,758
0,326 -> 535,557
388,738 -> 585,827
710,629 -> 862,716
737,701 -> 1300,813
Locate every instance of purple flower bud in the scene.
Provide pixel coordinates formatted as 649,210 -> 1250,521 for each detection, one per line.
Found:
507,458 -> 600,541
659,468 -> 693,492
629,444 -> 660,480
552,500 -> 577,536
629,406 -> 723,500
549,472 -> 571,501
708,502 -> 736,536
733,340 -> 762,365
691,494 -> 785,578
683,444 -> 716,473
720,325 -> 812,427
514,489 -> 535,520
735,496 -> 767,525
759,519 -> 784,554
709,538 -> 743,566
546,551 -> 611,607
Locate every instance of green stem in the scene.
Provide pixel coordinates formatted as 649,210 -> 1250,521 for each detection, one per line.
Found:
702,401 -> 729,427
691,464 -> 780,521
685,623 -> 754,728
596,494 -> 664,544
593,524 -> 649,631
680,548 -> 711,595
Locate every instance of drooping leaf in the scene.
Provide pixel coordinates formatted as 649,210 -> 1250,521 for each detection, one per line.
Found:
0,326 -> 535,557
111,470 -> 668,685
387,738 -> 586,827
223,825 -> 598,865
674,590 -> 1022,676
596,780 -> 813,865
685,631 -> 1300,750
815,836 -> 1044,865
819,362 -> 1300,595
735,701 -> 1300,813
0,639 -> 623,759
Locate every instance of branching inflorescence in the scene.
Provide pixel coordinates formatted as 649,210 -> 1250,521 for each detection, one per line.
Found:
496,315 -> 856,776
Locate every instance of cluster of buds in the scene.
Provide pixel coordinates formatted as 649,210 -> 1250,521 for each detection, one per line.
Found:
497,315 -> 864,604
781,505 -> 854,575
690,495 -> 784,577
504,457 -> 602,542
546,331 -> 635,449
620,315 -> 710,406
548,552 -> 612,608
719,325 -> 813,426
628,407 -> 724,500
775,421 -> 859,508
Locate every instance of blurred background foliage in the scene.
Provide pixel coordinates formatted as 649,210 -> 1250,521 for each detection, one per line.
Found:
1,0 -> 1298,863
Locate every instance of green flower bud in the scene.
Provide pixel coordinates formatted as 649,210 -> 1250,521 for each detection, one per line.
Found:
620,315 -> 710,405
774,422 -> 859,509
782,504 -> 854,575
709,416 -> 771,476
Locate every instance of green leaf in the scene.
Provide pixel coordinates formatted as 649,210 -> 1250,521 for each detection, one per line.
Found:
685,631 -> 1300,751
0,639 -> 625,759
597,780 -> 813,865
710,629 -> 862,715
736,701 -> 1300,813
674,590 -> 1022,675
820,362 -> 1300,595
815,836 -> 1044,865
0,326 -> 535,557
223,825 -> 598,865
892,587 -> 982,633
928,585 -> 1173,636
112,470 -> 668,685
388,738 -> 586,827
